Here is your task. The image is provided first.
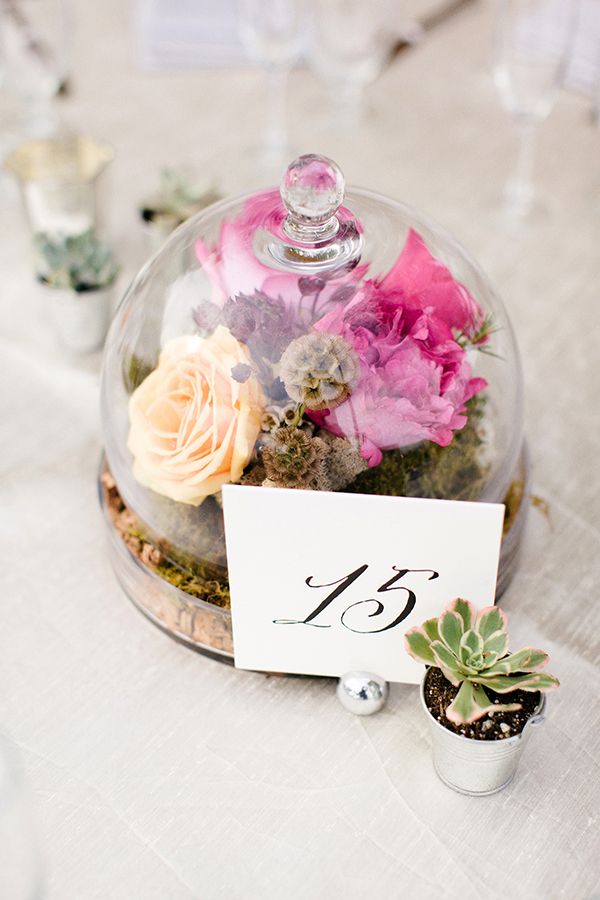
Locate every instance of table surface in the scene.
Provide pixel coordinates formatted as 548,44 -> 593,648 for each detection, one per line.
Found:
1,2 -> 599,898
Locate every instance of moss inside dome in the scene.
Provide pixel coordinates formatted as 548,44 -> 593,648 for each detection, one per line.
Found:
124,353 -> 155,393
154,561 -> 231,607
103,394 -> 525,611
346,396 -> 487,502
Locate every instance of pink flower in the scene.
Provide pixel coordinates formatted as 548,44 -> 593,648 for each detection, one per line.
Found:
195,189 -> 366,314
377,228 -> 482,332
310,231 -> 487,466
195,196 -> 487,469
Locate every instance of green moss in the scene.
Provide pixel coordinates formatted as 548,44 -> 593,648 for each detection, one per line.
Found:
125,518 -> 231,607
155,561 -> 230,608
503,478 -> 524,536
346,397 -> 487,501
147,494 -> 228,569
124,354 -> 155,393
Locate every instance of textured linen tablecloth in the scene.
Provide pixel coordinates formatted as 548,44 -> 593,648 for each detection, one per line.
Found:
1,2 -> 599,898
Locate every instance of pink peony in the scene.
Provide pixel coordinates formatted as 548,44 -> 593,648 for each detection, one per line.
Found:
310,230 -> 487,466
377,228 -> 482,332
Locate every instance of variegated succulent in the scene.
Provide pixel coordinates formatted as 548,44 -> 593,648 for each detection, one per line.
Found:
34,229 -> 118,293
405,599 -> 559,725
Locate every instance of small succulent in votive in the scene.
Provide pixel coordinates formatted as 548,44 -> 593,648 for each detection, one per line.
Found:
405,599 -> 559,725
35,229 -> 119,353
140,168 -> 220,230
34,229 -> 119,293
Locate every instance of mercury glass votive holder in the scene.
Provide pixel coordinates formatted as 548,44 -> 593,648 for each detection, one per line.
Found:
4,134 -> 113,236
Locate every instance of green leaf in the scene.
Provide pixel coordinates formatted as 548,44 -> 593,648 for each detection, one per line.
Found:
448,598 -> 474,632
460,629 -> 484,667
446,681 -> 479,724
439,610 -> 464,656
480,630 -> 509,669
422,618 -> 440,643
476,606 -> 507,642
475,672 -> 560,693
445,682 -> 520,725
483,629 -> 508,661
461,629 -> 484,655
404,628 -> 435,665
446,681 -> 521,725
430,641 -> 462,686
517,648 -> 550,671
483,647 -> 549,676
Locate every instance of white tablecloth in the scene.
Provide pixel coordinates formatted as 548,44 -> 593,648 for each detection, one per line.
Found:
1,2 -> 599,898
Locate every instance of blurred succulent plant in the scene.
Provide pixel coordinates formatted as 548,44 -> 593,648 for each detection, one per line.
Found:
140,169 -> 220,227
405,599 -> 559,725
35,229 -> 118,292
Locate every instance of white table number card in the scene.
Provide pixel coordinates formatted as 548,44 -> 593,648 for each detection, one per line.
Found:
222,486 -> 505,683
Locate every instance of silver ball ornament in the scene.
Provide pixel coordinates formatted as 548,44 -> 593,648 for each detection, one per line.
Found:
337,671 -> 389,716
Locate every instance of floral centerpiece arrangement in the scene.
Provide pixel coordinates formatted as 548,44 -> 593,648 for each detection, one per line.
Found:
128,197 -> 491,503
111,189 -> 495,621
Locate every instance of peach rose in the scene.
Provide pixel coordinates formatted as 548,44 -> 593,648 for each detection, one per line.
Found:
128,327 -> 264,504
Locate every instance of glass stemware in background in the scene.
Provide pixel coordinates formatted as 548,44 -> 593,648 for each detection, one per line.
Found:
492,0 -> 577,218
0,0 -> 71,139
237,0 -> 303,173
0,736 -> 43,900
308,0 -> 393,125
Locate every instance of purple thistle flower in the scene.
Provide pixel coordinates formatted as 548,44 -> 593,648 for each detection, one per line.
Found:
223,290 -> 297,363
231,363 -> 252,383
192,299 -> 222,336
298,276 -> 326,296
223,294 -> 259,343
266,376 -> 288,402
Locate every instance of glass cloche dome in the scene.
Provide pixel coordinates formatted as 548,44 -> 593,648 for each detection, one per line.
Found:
100,154 -> 528,661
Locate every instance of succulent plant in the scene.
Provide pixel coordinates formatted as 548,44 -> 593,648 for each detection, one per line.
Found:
405,599 -> 559,725
140,168 -> 220,226
34,229 -> 118,292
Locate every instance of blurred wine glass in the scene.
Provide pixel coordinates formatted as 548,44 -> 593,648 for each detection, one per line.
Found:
237,0 -> 303,172
492,0 -> 577,218
0,0 -> 71,138
308,0 -> 393,124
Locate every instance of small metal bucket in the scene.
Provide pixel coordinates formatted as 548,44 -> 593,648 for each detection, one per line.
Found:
420,677 -> 546,796
48,285 -> 112,353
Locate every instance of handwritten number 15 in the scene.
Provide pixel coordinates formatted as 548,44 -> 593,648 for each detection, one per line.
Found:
273,565 -> 439,633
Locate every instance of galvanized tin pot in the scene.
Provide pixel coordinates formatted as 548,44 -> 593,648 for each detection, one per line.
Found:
420,675 -> 546,796
48,285 -> 112,353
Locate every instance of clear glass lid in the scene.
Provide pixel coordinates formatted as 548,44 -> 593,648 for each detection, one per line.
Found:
101,154 -> 523,578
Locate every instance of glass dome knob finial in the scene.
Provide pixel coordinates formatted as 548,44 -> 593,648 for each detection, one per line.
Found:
281,154 -> 344,241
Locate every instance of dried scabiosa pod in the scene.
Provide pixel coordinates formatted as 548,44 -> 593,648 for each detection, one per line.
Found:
317,431 -> 367,491
261,427 -> 327,489
278,332 -> 358,411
